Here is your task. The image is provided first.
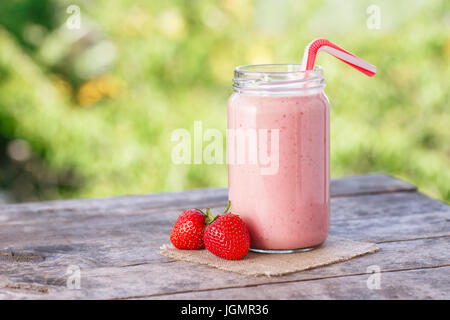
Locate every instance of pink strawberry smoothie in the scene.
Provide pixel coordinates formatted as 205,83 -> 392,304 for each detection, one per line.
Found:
228,91 -> 330,250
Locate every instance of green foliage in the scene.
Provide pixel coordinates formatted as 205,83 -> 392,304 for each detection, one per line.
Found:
0,0 -> 448,203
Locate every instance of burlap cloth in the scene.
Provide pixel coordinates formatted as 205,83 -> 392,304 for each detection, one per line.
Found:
159,236 -> 379,277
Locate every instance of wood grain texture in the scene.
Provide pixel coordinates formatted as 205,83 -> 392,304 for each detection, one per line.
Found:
0,174 -> 415,223
0,193 -> 447,268
0,174 -> 448,300
148,267 -> 450,300
329,173 -> 416,197
0,236 -> 448,300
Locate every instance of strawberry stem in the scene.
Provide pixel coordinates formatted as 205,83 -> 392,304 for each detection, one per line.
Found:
204,208 -> 214,225
201,201 -> 232,227
205,208 -> 219,226
223,200 -> 231,214
195,208 -> 206,216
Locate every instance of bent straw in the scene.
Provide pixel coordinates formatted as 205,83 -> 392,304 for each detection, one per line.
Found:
301,38 -> 376,77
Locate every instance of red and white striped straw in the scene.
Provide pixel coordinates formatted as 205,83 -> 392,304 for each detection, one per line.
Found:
301,38 -> 376,77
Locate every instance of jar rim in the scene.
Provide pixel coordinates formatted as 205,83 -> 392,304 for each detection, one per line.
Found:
234,64 -> 322,75
233,64 -> 325,95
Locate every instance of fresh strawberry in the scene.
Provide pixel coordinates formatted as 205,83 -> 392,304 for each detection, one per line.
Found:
204,203 -> 250,260
170,209 -> 207,250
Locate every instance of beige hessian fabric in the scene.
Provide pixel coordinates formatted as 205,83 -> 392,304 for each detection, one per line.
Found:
159,236 -> 379,277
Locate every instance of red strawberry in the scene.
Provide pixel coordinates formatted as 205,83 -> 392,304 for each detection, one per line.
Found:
170,209 -> 207,250
204,205 -> 250,260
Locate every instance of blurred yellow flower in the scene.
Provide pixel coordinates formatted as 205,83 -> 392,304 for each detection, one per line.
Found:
156,9 -> 187,39
77,74 -> 121,106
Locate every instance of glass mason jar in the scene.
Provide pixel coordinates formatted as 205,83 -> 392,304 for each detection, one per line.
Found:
227,64 -> 330,253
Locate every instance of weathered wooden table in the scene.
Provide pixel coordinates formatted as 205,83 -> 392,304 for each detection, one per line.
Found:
0,174 -> 449,300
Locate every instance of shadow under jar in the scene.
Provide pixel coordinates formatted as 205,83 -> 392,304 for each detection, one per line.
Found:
227,64 -> 330,253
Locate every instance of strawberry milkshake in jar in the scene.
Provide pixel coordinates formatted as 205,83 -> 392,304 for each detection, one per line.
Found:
227,64 -> 330,253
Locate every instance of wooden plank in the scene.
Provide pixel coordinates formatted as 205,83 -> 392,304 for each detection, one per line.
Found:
0,187 -> 229,222
331,211 -> 450,243
0,174 -> 446,299
0,211 -> 447,290
147,267 -> 450,300
0,192 -> 448,273
0,236 -> 448,299
0,186 -> 444,229
330,191 -> 448,221
0,174 -> 416,223
0,193 -> 448,270
330,173 -> 416,197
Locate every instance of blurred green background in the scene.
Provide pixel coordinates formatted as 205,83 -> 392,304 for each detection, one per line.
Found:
0,0 -> 448,203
